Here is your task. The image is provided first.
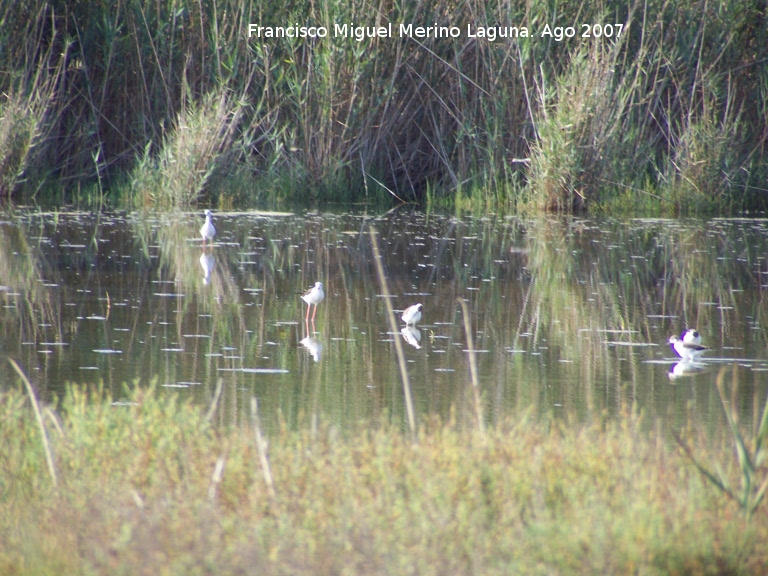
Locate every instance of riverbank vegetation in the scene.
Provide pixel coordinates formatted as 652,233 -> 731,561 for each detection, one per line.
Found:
1,0 -> 766,213
1,375 -> 767,574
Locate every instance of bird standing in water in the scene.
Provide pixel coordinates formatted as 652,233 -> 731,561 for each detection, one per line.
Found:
200,209 -> 216,249
668,332 -> 708,361
401,303 -> 423,326
301,281 -> 325,322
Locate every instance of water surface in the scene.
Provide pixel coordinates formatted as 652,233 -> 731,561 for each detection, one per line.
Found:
2,209 -> 767,434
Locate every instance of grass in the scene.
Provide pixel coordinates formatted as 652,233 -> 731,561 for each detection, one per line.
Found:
1,0 -> 767,213
676,366 -> 768,522
1,378 -> 768,574
126,89 -> 247,209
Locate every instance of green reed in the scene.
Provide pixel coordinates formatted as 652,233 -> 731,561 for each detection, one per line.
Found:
676,366 -> 768,521
1,0 -> 766,213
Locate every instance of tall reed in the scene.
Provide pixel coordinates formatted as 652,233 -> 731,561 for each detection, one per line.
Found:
1,0 -> 766,212
369,225 -> 417,443
128,89 -> 247,208
0,1 -> 66,196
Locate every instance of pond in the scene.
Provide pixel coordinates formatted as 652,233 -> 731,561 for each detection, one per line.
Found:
1,208 -> 767,435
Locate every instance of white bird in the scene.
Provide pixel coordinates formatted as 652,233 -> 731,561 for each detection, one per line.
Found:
668,334 -> 708,361
200,209 -> 216,248
682,328 -> 702,346
401,303 -> 423,326
301,281 -> 324,321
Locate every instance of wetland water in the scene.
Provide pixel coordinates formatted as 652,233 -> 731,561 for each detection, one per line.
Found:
1,209 -> 768,433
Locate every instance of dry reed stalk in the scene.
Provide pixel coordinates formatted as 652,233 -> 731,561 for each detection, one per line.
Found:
251,396 -> 276,500
208,454 -> 227,502
457,298 -> 485,436
205,377 -> 224,422
369,226 -> 418,444
9,358 -> 58,487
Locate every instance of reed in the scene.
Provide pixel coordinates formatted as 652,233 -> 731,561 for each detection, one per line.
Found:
675,366 -> 768,521
457,298 -> 485,436
369,225 -> 417,443
0,1 -> 66,197
251,396 -> 277,501
8,359 -> 57,488
1,0 -> 766,213
128,90 -> 247,208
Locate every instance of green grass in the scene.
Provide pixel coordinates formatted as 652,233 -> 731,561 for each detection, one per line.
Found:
125,91 -> 247,209
1,381 -> 767,575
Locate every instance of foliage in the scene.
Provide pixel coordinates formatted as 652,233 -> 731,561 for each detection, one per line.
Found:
127,90 -> 247,208
676,366 -> 768,521
0,0 -> 766,212
1,382 -> 768,574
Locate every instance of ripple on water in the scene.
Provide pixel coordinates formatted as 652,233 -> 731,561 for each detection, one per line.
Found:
4,211 -> 768,431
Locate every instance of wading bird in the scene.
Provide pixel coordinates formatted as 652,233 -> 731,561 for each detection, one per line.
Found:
200,209 -> 216,248
301,281 -> 325,322
668,333 -> 708,361
401,303 -> 423,326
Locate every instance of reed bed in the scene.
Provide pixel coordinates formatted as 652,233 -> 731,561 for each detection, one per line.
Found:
0,0 -> 765,212
1,379 -> 767,575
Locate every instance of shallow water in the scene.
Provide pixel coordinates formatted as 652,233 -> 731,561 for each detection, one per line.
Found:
2,208 -> 767,434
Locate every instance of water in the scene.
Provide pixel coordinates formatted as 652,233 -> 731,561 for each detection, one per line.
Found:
2,209 -> 767,434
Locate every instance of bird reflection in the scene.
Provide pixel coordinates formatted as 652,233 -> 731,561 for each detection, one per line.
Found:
300,336 -> 323,362
668,359 -> 706,380
401,325 -> 422,349
199,252 -> 215,285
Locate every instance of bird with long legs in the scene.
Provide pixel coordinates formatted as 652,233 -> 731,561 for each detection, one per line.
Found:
301,281 -> 325,323
200,209 -> 216,249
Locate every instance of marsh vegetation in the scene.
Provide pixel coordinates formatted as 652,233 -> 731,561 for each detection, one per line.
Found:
1,0 -> 766,213
2,373 -> 768,574
3,0 -> 768,571
2,207 -> 768,572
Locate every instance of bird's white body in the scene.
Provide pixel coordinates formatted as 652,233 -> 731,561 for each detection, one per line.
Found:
668,334 -> 708,361
301,282 -> 324,321
200,209 -> 216,247
682,329 -> 702,346
401,303 -> 423,326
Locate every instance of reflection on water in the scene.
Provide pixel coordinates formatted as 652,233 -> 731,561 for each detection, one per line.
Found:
300,336 -> 323,363
200,252 -> 215,285
401,326 -> 422,349
1,209 -> 768,435
668,359 -> 707,380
